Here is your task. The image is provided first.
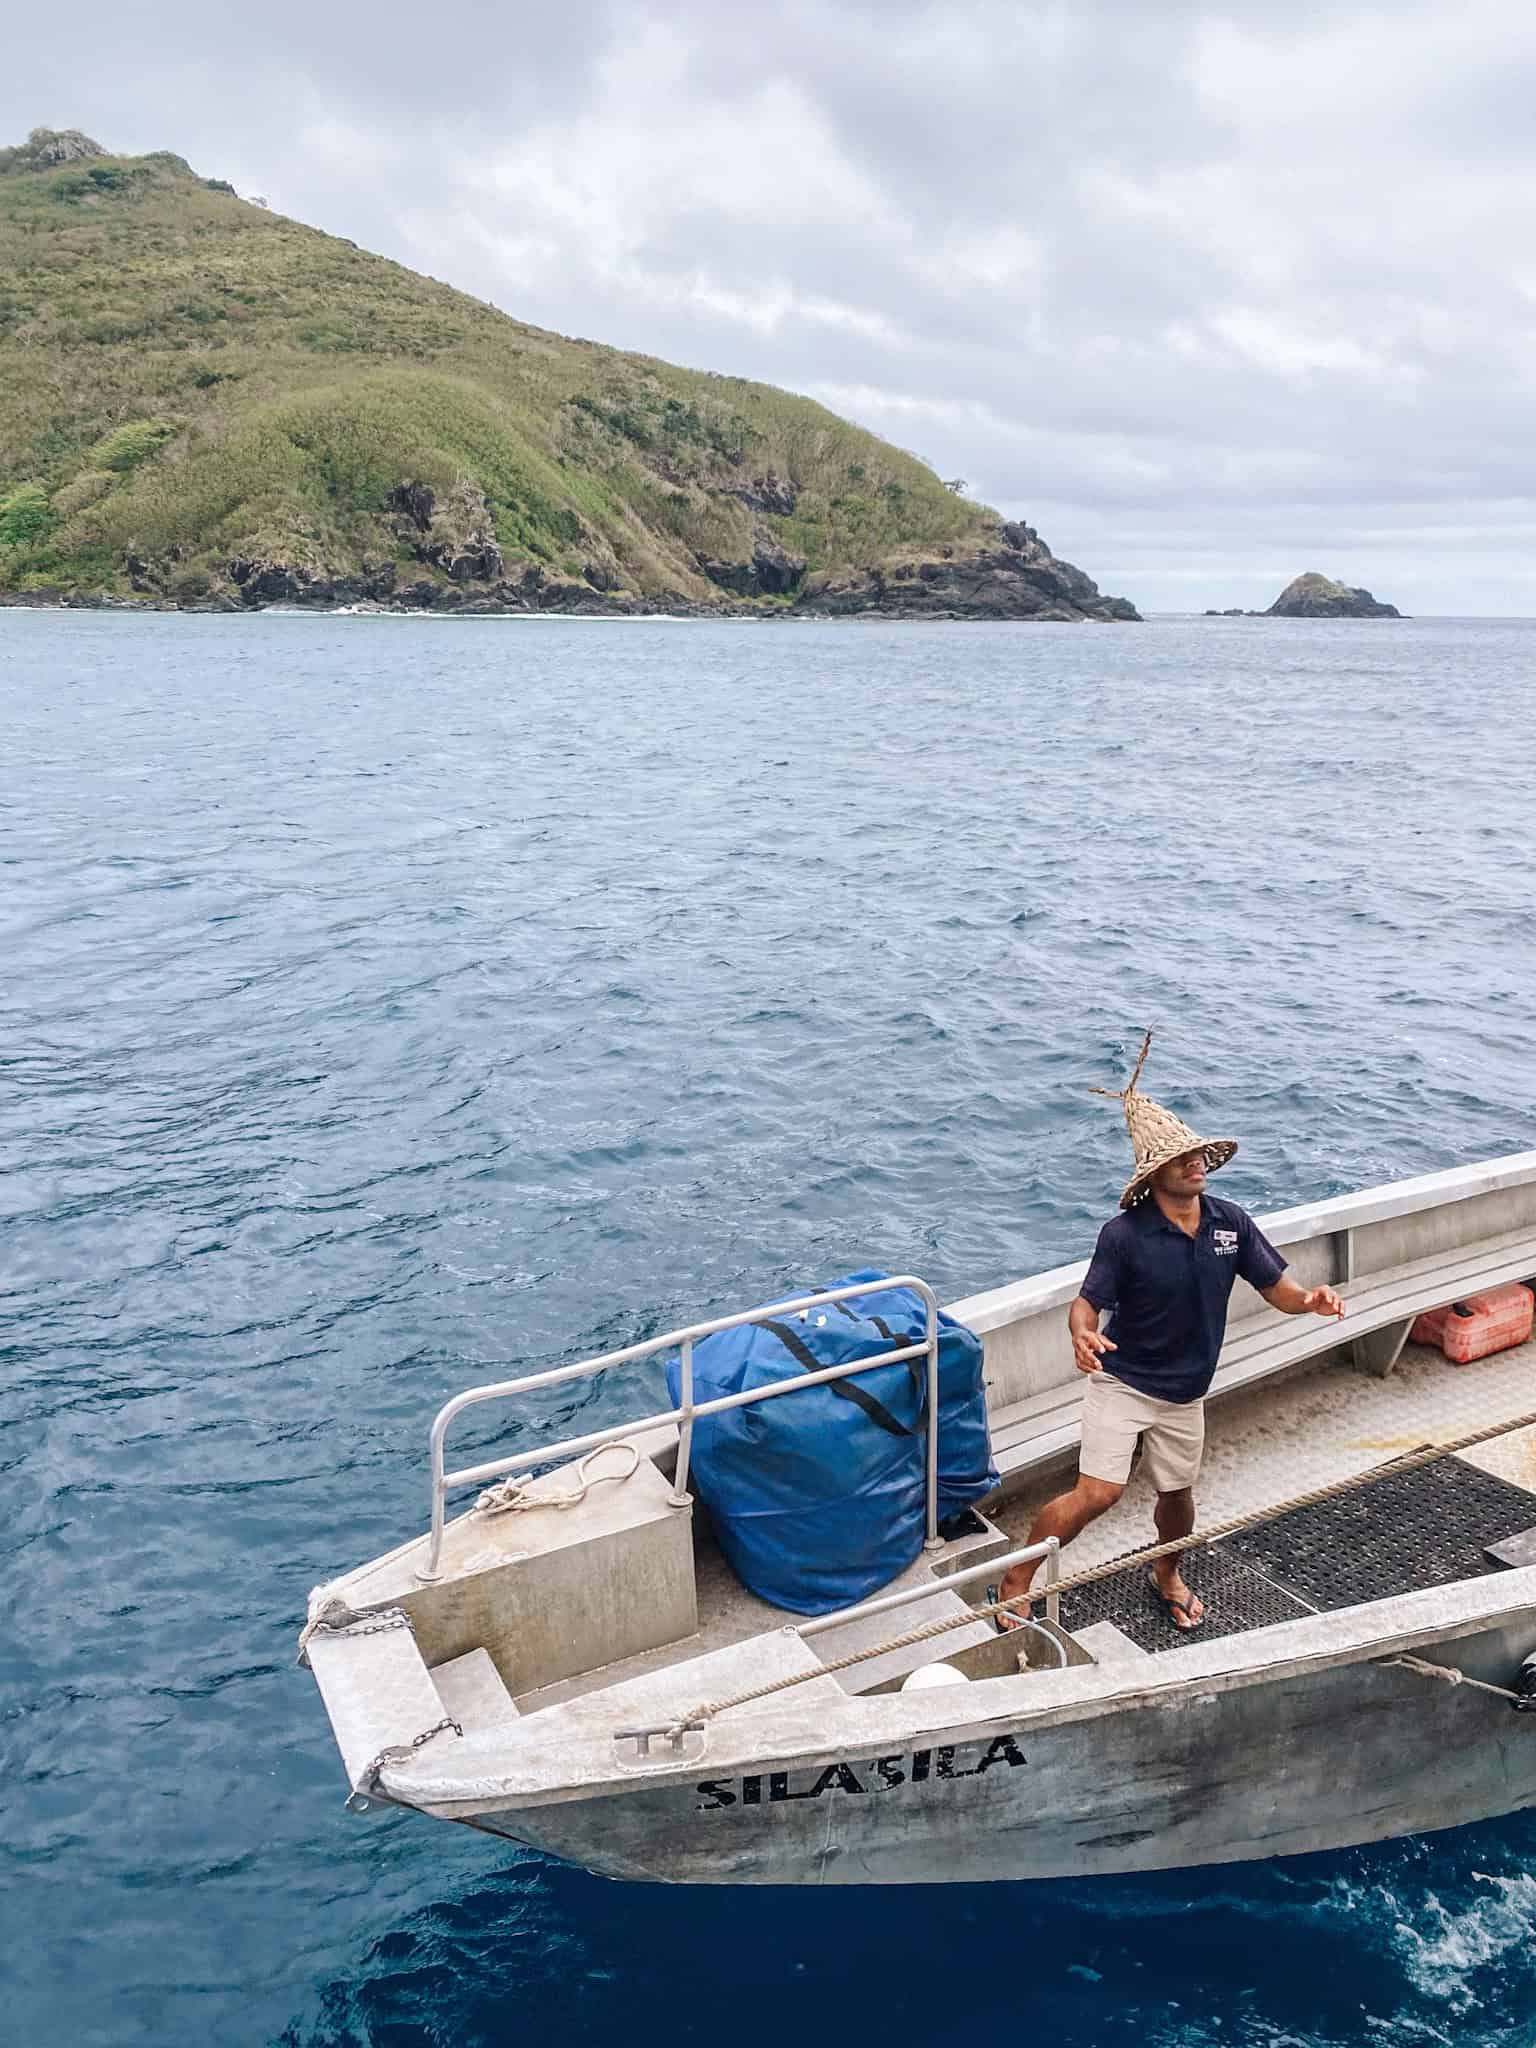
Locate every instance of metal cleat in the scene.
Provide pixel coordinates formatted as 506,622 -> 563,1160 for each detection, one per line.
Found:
612,1718 -> 708,1768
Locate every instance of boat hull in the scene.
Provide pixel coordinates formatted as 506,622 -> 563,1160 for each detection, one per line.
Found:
457,1614 -> 1536,1883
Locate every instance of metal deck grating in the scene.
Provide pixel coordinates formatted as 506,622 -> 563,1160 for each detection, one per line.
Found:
1059,1454 -> 1536,1654
1222,1453 -> 1536,1612
1058,1545 -> 1315,1653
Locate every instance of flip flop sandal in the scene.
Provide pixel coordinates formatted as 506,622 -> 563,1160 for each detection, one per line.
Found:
1146,1571 -> 1205,1631
988,1584 -> 1031,1634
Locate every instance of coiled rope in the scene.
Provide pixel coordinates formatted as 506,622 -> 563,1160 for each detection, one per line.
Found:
475,1439 -> 640,1518
675,1400 -> 1536,1729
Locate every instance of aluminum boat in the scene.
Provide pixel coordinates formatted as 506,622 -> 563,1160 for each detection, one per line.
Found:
301,1152 -> 1536,1883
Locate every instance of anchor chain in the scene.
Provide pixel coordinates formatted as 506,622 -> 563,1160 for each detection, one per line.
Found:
296,1598 -> 413,1666
345,1714 -> 464,1811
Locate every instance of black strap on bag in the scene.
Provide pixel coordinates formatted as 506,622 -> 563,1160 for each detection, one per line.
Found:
832,1297 -> 931,1417
835,1294 -> 933,1425
863,1309 -> 932,1424
759,1317 -> 916,1439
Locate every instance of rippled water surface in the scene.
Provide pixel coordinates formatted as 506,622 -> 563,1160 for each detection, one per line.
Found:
5,609 -> 1536,2046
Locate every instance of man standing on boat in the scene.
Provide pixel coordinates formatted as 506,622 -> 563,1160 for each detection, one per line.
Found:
997,1034 -> 1345,1632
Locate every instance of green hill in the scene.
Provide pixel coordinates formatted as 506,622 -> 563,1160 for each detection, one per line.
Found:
0,128 -> 1137,620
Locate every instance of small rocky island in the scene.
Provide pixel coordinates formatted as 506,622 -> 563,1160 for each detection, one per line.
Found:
1266,572 -> 1402,618
1206,572 -> 1403,619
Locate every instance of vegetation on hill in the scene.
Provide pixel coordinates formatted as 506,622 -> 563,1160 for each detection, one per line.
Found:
0,129 -> 1137,619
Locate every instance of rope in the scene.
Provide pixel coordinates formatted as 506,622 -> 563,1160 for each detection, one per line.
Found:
1383,1653 -> 1527,1706
475,1440 -> 641,1518
675,1401 -> 1536,1729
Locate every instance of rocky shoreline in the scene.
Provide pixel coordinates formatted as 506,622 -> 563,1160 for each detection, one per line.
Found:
1,591 -> 1134,621
1,517 -> 1141,623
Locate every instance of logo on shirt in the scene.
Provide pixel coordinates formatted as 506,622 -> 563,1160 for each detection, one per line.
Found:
1212,1228 -> 1238,1257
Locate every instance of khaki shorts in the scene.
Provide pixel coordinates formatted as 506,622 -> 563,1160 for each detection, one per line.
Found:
1079,1371 -> 1205,1492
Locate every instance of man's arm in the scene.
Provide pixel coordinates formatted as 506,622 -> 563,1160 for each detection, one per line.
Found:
1068,1295 -> 1118,1374
1261,1274 -> 1345,1320
1073,1223 -> 1123,1374
1237,1207 -> 1344,1320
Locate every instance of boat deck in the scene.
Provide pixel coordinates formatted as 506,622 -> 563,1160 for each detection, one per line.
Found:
992,1335 -> 1536,1653
510,1337 -> 1536,1711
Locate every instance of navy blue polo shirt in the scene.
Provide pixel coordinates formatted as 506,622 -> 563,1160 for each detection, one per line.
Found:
1080,1193 -> 1286,1404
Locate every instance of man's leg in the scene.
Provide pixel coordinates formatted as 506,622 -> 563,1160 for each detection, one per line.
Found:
996,1374 -> 1140,1613
1138,1392 -> 1207,1629
997,1475 -> 1125,1609
1150,1486 -> 1203,1629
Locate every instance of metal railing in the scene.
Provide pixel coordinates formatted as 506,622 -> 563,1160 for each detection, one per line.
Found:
417,1276 -> 943,1582
795,1535 -> 1063,1632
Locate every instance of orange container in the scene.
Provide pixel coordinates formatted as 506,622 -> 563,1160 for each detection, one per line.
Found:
1410,1283 -> 1534,1365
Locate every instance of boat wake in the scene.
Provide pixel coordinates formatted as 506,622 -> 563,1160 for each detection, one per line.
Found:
1390,1869 -> 1536,2012
279,1821 -> 1536,2048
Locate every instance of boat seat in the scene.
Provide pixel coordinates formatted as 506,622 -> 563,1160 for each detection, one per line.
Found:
987,1222 -> 1536,1493
808,1589 -> 995,1694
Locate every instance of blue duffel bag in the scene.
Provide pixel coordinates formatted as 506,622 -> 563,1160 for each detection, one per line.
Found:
833,1267 -> 999,1521
666,1270 -> 996,1615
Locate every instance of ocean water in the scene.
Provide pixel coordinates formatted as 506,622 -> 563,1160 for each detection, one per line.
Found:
4,606 -> 1536,2047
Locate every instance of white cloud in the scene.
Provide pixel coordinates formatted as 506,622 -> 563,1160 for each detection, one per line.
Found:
1204,311 -> 1398,382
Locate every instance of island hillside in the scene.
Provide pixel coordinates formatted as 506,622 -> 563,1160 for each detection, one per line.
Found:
0,129 -> 1137,621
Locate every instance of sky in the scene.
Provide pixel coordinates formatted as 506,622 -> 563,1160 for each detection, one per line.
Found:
7,0 -> 1536,615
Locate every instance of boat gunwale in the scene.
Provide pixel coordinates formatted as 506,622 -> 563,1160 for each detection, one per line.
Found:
390,1558 -> 1536,1815
951,1148 -> 1536,1334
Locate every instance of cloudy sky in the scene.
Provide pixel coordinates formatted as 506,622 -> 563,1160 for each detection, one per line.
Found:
8,0 -> 1536,613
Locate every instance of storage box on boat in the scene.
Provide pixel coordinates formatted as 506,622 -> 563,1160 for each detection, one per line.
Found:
1410,1282 -> 1534,1364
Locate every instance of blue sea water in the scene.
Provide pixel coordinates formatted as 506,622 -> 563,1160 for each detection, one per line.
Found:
4,606 -> 1536,2047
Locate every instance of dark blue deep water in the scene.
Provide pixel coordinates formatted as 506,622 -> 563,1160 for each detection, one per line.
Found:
6,608 -> 1536,2047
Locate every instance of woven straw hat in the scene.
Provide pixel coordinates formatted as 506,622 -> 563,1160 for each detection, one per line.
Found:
1093,1031 -> 1237,1210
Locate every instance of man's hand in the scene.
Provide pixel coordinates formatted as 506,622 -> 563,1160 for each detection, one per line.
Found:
1072,1326 -> 1118,1375
1068,1292 -> 1116,1374
1262,1276 -> 1347,1320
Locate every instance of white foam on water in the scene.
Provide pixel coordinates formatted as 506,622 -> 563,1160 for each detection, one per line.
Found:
1363,2016 -> 1455,2046
1391,1871 -> 1536,2013
1139,2017 -> 1355,2048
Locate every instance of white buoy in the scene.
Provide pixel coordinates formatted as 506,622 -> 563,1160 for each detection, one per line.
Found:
900,1661 -> 970,1692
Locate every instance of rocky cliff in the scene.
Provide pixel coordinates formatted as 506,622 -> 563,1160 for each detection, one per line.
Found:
0,130 -> 1138,623
802,521 -> 1136,621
